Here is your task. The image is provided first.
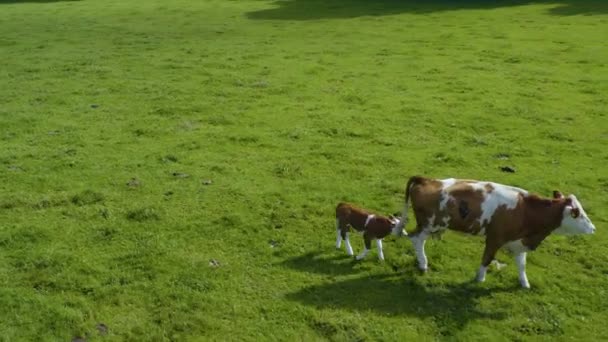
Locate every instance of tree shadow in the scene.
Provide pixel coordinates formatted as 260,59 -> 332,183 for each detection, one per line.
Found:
247,0 -> 608,20
287,273 -> 517,335
0,0 -> 80,3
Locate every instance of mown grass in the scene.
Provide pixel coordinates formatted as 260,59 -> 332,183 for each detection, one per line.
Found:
1,0 -> 607,340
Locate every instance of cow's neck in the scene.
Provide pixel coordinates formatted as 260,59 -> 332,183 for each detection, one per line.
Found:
521,196 -> 566,250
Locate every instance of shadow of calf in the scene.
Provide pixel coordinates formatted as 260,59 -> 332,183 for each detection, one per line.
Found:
278,250 -> 373,276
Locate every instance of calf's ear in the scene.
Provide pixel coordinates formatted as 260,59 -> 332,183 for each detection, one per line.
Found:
552,190 -> 564,199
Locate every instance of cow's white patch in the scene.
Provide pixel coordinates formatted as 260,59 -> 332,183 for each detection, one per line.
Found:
440,178 -> 457,188
428,214 -> 436,225
442,216 -> 450,228
335,227 -> 342,249
364,214 -> 375,227
376,239 -> 384,261
478,182 -> 523,227
477,227 -> 486,236
439,192 -> 451,211
503,239 -> 529,254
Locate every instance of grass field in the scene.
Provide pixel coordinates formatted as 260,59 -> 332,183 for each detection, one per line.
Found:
1,0 -> 607,340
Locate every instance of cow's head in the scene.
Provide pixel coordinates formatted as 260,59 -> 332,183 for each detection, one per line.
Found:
553,191 -> 596,235
389,214 -> 407,237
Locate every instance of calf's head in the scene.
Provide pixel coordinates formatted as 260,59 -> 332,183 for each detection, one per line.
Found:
389,214 -> 406,237
553,191 -> 596,235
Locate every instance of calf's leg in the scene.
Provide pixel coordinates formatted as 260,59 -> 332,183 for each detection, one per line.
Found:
335,219 -> 342,249
341,230 -> 354,256
376,239 -> 384,261
356,233 -> 372,260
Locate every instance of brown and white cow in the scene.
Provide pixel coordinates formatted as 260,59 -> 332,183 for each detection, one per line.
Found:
335,202 -> 403,261
397,176 -> 596,288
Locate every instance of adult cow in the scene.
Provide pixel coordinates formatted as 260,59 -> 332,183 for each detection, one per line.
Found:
397,176 -> 596,288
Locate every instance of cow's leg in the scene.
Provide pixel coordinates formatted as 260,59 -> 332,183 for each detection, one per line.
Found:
341,229 -> 354,256
335,219 -> 342,249
477,241 -> 500,282
515,252 -> 530,289
410,229 -> 430,271
376,239 -> 384,261
356,233 -> 372,260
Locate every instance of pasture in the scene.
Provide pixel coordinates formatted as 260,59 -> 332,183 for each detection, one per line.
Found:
1,0 -> 607,340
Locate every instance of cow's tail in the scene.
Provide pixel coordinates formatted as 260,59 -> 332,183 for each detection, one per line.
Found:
399,176 -> 425,230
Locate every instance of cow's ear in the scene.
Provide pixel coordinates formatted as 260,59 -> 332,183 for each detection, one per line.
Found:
553,190 -> 564,199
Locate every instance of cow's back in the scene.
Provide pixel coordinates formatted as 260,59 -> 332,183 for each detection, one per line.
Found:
410,177 -> 527,236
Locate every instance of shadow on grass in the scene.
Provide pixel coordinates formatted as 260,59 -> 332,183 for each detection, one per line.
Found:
0,0 -> 79,3
287,273 -> 517,334
247,0 -> 608,20
278,250 -> 368,276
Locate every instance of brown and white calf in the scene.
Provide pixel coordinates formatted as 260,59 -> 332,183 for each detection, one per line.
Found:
335,202 -> 404,261
397,176 -> 596,288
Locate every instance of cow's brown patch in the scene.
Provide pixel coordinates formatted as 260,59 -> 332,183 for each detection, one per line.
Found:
484,183 -> 495,193
407,177 -> 444,233
443,183 -> 485,234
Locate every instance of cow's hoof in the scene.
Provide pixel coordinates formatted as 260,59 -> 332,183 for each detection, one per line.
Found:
491,260 -> 507,270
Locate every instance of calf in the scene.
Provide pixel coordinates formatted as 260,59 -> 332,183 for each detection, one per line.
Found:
397,176 -> 596,288
335,202 -> 404,261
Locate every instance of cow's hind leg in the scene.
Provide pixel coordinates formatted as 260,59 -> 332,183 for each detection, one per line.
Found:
409,228 -> 430,272
515,252 -> 530,289
477,240 -> 501,282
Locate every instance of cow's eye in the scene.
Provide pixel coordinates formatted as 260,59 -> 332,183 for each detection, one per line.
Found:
571,208 -> 580,218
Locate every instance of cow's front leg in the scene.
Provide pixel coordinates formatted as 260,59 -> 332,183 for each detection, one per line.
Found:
410,230 -> 430,271
376,239 -> 384,261
356,233 -> 372,260
515,252 -> 530,289
477,241 -> 500,282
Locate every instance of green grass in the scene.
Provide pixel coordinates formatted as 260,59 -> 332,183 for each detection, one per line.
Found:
1,0 -> 607,340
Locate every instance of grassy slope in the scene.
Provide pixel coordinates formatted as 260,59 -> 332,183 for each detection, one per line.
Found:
0,0 -> 607,340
